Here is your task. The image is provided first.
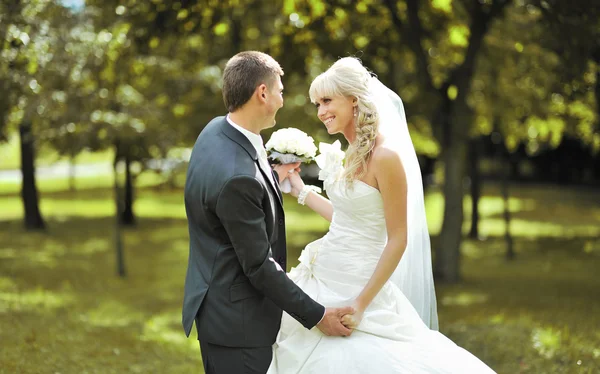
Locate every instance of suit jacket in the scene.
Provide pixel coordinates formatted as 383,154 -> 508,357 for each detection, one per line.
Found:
182,116 -> 325,347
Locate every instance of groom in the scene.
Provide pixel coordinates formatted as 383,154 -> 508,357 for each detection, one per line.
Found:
182,51 -> 354,374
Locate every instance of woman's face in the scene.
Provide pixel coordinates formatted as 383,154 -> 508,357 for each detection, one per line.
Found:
314,95 -> 356,135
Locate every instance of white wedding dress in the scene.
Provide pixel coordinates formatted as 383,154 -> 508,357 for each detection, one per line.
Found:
268,178 -> 495,374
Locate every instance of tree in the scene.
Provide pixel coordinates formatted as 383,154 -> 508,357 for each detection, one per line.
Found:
467,136 -> 483,239
0,0 -> 75,230
380,0 -> 514,282
465,1 -> 599,257
244,0 -> 511,280
533,0 -> 600,156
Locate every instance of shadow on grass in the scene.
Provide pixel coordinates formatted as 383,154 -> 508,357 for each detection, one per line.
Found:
435,235 -> 600,373
0,217 -> 201,373
1,192 -> 599,372
0,215 -> 331,373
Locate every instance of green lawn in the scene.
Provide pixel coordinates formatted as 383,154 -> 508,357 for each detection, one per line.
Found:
0,134 -> 114,171
0,180 -> 599,373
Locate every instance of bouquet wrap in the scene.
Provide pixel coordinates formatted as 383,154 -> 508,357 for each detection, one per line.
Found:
266,128 -> 318,193
268,153 -> 305,193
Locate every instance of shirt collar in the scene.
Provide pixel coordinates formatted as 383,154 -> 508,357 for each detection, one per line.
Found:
226,114 -> 265,154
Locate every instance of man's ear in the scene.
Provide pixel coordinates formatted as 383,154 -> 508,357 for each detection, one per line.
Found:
257,84 -> 268,102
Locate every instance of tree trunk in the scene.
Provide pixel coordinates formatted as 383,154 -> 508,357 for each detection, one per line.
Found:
113,156 -> 126,277
468,138 -> 481,239
435,141 -> 467,282
594,55 -> 600,178
384,0 -> 512,282
120,153 -> 135,226
69,153 -> 76,192
420,156 -> 436,192
19,122 -> 45,231
502,153 -> 515,260
230,10 -> 242,53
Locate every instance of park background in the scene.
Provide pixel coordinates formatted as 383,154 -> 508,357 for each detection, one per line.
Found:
1,0 -> 599,373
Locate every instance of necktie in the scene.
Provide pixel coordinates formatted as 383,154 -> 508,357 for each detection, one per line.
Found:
258,147 -> 277,218
258,148 -> 276,188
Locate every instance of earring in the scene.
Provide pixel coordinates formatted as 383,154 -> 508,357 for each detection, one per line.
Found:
353,107 -> 358,117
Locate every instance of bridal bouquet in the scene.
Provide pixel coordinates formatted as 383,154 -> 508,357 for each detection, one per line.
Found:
266,128 -> 318,193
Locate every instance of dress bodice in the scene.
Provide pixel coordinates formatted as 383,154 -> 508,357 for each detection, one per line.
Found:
312,140 -> 388,259
294,179 -> 389,288
326,179 -> 387,248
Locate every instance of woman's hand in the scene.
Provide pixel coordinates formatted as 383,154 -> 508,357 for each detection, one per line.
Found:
341,301 -> 366,329
287,171 -> 306,198
272,162 -> 301,184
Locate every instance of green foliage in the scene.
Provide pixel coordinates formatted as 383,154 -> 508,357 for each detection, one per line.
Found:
471,2 -> 599,155
2,0 -> 598,160
0,0 -> 73,137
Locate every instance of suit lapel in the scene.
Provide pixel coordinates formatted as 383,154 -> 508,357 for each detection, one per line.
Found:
220,117 -> 257,160
220,119 -> 283,208
257,161 -> 283,207
272,170 -> 283,202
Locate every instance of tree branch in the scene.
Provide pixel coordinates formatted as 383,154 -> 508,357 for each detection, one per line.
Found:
383,0 -> 435,93
446,0 -> 513,93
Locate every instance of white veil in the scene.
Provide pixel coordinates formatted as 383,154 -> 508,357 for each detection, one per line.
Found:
370,77 -> 439,330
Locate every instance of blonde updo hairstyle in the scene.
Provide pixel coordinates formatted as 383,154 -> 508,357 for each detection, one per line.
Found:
309,57 -> 379,184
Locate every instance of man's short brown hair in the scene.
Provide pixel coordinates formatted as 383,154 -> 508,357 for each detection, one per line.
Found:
222,51 -> 284,112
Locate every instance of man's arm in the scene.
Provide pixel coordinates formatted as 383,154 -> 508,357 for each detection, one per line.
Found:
215,175 -> 325,329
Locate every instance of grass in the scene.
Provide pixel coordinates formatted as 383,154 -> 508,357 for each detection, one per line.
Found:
437,237 -> 600,373
0,217 -> 199,373
0,134 -> 114,171
0,178 -> 599,373
2,173 -> 599,239
0,172 -> 172,219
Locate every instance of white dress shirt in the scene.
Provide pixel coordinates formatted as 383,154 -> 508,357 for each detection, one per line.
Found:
226,115 -> 276,189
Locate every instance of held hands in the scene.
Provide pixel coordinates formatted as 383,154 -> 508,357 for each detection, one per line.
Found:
341,301 -> 366,330
316,306 -> 355,337
286,171 -> 306,198
270,162 -> 307,198
272,162 -> 301,184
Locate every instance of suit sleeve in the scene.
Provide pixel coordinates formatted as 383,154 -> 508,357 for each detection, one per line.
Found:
215,175 -> 325,329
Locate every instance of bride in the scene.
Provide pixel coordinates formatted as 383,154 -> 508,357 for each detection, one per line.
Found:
268,57 -> 495,373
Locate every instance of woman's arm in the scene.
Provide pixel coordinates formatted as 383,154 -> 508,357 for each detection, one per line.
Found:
288,171 -> 334,222
343,147 -> 408,328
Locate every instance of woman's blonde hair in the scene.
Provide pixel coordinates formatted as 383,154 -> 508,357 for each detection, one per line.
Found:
309,57 -> 378,184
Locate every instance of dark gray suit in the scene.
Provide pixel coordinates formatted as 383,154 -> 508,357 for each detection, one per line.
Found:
182,116 -> 325,373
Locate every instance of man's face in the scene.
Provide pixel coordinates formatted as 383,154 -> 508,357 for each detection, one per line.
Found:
264,75 -> 284,129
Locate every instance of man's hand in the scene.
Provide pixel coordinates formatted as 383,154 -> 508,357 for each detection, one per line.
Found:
316,306 -> 355,336
272,162 -> 301,184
